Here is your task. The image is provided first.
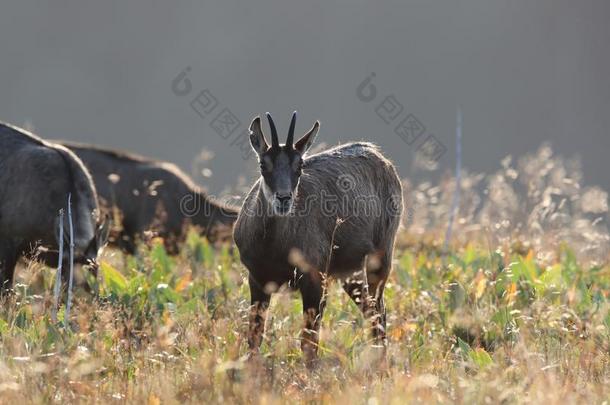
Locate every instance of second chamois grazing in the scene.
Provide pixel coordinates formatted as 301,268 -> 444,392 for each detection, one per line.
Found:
234,112 -> 403,364
0,122 -> 109,292
60,142 -> 238,255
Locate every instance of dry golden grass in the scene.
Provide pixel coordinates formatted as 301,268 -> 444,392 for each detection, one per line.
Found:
1,145 -> 609,404
0,233 -> 608,404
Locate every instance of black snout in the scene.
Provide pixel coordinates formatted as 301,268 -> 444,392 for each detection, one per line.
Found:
276,192 -> 293,205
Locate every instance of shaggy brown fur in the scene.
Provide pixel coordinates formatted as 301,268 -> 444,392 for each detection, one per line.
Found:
234,113 -> 403,365
60,142 -> 238,254
0,122 -> 107,291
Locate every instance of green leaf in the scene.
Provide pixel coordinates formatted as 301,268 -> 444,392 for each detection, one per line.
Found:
470,348 -> 493,368
151,242 -> 173,283
457,336 -> 472,360
511,256 -> 538,283
463,244 -> 477,266
100,261 -> 128,295
537,263 -> 563,297
457,337 -> 493,368
0,318 -> 8,335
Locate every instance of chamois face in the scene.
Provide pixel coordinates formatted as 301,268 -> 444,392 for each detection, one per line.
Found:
259,146 -> 303,215
249,112 -> 320,216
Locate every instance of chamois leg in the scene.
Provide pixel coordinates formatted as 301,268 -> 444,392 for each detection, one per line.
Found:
365,253 -> 390,350
342,275 -> 385,343
0,243 -> 18,294
366,279 -> 388,348
342,255 -> 390,350
300,273 -> 326,367
117,231 -> 137,256
247,276 -> 270,356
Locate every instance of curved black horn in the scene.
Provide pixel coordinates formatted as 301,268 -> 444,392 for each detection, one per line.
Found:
266,112 -> 279,148
286,111 -> 297,147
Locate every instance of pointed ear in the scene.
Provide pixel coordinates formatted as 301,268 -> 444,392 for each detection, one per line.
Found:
249,116 -> 268,156
294,121 -> 320,154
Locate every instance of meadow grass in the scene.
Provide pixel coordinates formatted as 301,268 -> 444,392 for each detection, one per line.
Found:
0,231 -> 609,404
1,145 -> 609,403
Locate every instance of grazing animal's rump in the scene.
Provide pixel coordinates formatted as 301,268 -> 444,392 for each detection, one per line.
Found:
233,112 -> 403,365
59,142 -> 238,254
0,122 -> 108,291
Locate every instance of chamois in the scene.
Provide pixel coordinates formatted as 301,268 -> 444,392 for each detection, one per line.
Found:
0,122 -> 108,292
59,142 -> 238,255
233,112 -> 403,364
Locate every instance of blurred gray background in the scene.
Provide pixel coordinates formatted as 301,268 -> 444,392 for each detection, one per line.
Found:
1,1 -> 609,195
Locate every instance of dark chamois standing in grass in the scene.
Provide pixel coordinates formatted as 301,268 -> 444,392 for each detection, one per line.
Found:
59,142 -> 238,255
233,112 -> 403,365
0,122 -> 109,292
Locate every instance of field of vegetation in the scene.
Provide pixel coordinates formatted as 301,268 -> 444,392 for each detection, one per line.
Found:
1,146 -> 609,404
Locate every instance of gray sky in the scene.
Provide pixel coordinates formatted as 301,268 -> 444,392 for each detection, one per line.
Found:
1,0 -> 609,195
